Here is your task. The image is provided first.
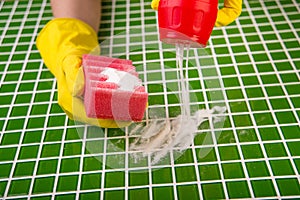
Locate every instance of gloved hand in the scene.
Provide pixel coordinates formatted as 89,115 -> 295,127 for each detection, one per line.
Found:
215,0 -> 242,26
151,0 -> 242,27
36,18 -> 131,128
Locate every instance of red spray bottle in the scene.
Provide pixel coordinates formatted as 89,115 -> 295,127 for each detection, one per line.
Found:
157,0 -> 218,48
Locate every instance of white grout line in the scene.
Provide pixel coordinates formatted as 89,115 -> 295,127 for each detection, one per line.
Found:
24,1 -> 49,198
258,0 -> 300,186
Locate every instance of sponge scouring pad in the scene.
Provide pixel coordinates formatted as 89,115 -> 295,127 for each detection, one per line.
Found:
82,54 -> 148,121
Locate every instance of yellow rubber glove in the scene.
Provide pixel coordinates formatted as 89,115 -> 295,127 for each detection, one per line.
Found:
215,0 -> 242,27
36,18 -> 131,128
151,0 -> 242,27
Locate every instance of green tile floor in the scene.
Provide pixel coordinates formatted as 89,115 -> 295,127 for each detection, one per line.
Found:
1,0 -> 300,199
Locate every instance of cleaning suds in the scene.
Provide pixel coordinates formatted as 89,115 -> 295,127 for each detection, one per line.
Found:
100,67 -> 142,91
129,44 -> 226,164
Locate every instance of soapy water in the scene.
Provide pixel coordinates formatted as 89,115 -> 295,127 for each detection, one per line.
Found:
73,28 -> 227,169
128,43 -> 226,164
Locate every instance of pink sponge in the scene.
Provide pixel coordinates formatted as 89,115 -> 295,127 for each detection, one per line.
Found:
82,54 -> 148,121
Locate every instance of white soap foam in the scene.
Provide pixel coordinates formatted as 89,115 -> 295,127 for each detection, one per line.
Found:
128,43 -> 226,165
101,68 -> 141,91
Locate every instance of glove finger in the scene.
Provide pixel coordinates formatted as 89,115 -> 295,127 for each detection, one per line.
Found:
62,54 -> 85,97
151,0 -> 160,10
215,0 -> 242,27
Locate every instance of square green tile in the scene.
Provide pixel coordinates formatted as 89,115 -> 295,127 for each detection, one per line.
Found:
276,178 -> 300,196
177,184 -> 200,200
246,161 -> 270,178
60,157 -> 80,173
83,156 -> 102,172
271,52 -> 288,61
252,53 -> 270,62
275,61 -> 293,71
258,127 -> 281,141
264,143 -> 287,158
8,179 -> 31,196
229,101 -> 249,113
0,147 -> 17,161
81,173 -> 102,190
237,128 -> 258,142
222,162 -> 245,179
222,77 -> 240,87
226,181 -> 251,199
291,97 -> 300,108
238,63 -> 255,74
1,132 -> 21,145
270,159 -> 295,176
245,87 -> 264,98
275,111 -> 297,124
218,145 -> 240,161
26,117 -> 46,129
285,84 -> 299,95
249,43 -> 264,51
33,177 -> 55,194
85,140 -> 104,155
10,106 -> 28,117
22,72 -> 38,81
249,99 -> 269,111
66,127 -> 82,140
22,130 -> 43,144
4,73 -> 20,82
253,112 -> 275,126
235,54 -> 251,63
5,118 -> 25,131
0,163 -> 12,178
242,76 -> 260,86
0,181 -> 7,197
30,196 -> 52,200
256,63 -> 274,73
270,98 -> 291,110
265,86 -> 285,97
281,125 -> 300,139
44,129 -> 64,142
30,104 -> 49,115
41,143 -> 61,158
287,141 -> 300,156
34,92 -> 51,102
219,66 -> 237,76
63,142 -> 82,156
129,171 -> 149,186
152,167 -> 172,184
196,147 -> 217,163
14,93 -> 32,104
104,190 -> 125,200
241,144 -> 264,159
55,193 -> 76,200
57,175 -> 78,192
47,115 -> 66,127
14,161 -> 35,177
104,171 -> 125,188
18,82 -> 35,92
79,192 -> 100,200
174,149 -> 194,164
199,164 -> 221,181
201,182 -> 225,199
175,166 -> 197,183
225,89 -> 244,100
18,145 -> 39,159
261,74 -> 279,84
251,179 -> 276,197
129,188 -> 149,200
232,114 -> 253,127
153,186 -> 174,200
37,159 -> 58,175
